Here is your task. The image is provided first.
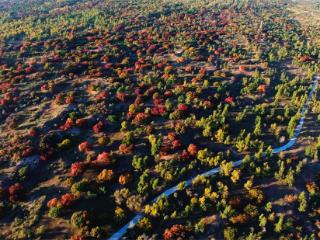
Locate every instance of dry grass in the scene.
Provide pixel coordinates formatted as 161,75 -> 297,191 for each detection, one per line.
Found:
289,0 -> 320,27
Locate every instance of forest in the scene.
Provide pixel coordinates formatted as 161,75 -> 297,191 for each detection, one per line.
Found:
0,0 -> 320,239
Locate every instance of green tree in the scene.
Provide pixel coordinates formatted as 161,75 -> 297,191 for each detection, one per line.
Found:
259,214 -> 267,228
215,128 -> 225,143
254,116 -> 262,136
132,155 -> 148,171
284,168 -> 295,187
231,169 -> 240,183
220,160 -> 233,177
298,191 -> 307,212
224,227 -> 237,240
148,134 -> 162,156
274,214 -> 284,233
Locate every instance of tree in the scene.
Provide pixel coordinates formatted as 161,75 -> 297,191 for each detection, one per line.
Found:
265,202 -> 272,212
119,173 -> 132,185
149,134 -> 162,156
259,214 -> 267,229
132,155 -> 148,171
231,169 -> 240,183
114,207 -> 126,223
224,227 -> 237,240
70,211 -> 89,229
215,128 -> 225,143
230,214 -> 248,224
203,125 -> 212,137
277,46 -> 288,59
244,178 -> 253,191
122,131 -> 134,145
275,161 -> 285,180
126,195 -> 144,212
114,188 -> 130,205
268,52 -> 275,62
287,113 -> 300,138
92,121 -> 104,133
70,162 -> 84,177
97,169 -> 114,181
48,205 -> 63,218
137,217 -> 152,231
220,160 -> 233,177
249,188 -> 264,203
298,191 -> 307,212
95,152 -> 111,165
274,214 -> 284,233
194,219 -> 206,233
8,183 -> 24,201
78,141 -> 90,152
187,144 -> 198,156
284,168 -> 295,187
60,193 -> 75,207
163,224 -> 188,240
254,116 -> 262,136
306,182 -> 318,195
